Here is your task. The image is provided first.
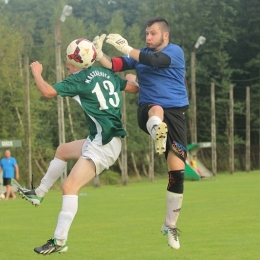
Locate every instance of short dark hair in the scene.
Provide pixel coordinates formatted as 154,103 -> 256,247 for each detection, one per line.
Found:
145,17 -> 170,32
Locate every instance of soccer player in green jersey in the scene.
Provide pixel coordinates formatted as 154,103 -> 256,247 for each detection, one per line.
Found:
18,39 -> 139,255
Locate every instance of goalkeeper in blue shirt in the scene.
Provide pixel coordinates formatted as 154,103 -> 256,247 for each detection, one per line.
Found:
94,16 -> 189,250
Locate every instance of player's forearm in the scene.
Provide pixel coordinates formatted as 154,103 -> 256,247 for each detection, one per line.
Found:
128,49 -> 140,62
33,75 -> 57,98
98,54 -> 113,69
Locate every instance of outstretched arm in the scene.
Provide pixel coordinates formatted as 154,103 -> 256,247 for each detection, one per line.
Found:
93,34 -> 141,71
30,61 -> 57,98
93,34 -> 113,69
106,34 -> 171,68
106,34 -> 140,61
98,54 -> 113,69
93,33 -> 140,69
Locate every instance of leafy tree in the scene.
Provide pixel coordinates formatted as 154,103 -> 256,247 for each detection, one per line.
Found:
1,0 -> 260,181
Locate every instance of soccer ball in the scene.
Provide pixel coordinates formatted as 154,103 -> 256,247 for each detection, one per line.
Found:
0,193 -> 5,200
66,38 -> 97,69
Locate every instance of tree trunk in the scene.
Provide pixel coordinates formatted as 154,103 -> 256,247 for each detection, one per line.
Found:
131,152 -> 141,180
65,97 -> 77,140
142,163 -> 148,176
34,159 -> 45,176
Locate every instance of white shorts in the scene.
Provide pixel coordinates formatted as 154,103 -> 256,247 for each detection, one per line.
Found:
81,137 -> 122,175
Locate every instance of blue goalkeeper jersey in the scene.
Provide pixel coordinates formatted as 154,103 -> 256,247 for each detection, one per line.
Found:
123,43 -> 188,108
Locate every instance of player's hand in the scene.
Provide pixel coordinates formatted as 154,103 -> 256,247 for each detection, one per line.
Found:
30,61 -> 43,77
125,73 -> 137,82
106,34 -> 133,55
92,34 -> 106,61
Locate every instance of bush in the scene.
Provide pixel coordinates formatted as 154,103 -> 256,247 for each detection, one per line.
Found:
99,170 -> 121,185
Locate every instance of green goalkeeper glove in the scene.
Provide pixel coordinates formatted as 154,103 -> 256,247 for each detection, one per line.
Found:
92,34 -> 106,61
106,34 -> 133,56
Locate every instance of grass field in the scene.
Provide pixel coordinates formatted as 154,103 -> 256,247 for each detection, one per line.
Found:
1,171 -> 260,260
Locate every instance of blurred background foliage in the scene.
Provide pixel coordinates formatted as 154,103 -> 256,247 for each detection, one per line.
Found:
0,0 -> 260,186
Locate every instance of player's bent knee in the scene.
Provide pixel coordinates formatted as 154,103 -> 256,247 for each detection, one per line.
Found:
55,143 -> 67,157
167,170 -> 184,194
62,180 -> 78,195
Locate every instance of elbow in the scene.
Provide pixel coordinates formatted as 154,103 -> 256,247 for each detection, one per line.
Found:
42,92 -> 54,98
41,89 -> 57,98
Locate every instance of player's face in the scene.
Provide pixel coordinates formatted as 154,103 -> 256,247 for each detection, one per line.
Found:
66,62 -> 80,75
145,22 -> 169,52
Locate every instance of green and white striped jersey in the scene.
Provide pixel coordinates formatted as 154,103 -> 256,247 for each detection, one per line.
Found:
53,66 -> 127,145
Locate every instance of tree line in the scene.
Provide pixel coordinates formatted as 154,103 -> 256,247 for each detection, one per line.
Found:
0,0 -> 259,186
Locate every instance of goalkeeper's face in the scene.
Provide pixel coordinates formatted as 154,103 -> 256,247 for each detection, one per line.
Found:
146,22 -> 169,52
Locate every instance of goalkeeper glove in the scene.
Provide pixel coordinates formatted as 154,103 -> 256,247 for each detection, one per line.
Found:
92,34 -> 106,61
106,34 -> 133,56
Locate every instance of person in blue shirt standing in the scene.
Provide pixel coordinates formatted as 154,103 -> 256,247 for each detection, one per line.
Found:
0,149 -> 19,200
94,16 -> 189,249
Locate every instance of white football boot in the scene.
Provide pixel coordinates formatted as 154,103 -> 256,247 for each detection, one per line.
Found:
155,122 -> 168,154
161,224 -> 180,249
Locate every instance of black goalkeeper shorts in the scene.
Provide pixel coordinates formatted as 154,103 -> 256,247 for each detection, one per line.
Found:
137,103 -> 189,162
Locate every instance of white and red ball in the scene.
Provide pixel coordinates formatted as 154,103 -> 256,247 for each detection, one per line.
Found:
66,38 -> 97,69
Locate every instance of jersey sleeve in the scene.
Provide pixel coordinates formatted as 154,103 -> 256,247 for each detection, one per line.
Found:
164,44 -> 185,68
139,51 -> 171,68
53,73 -> 84,97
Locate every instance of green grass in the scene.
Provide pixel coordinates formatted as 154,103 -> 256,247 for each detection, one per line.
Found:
1,171 -> 260,260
